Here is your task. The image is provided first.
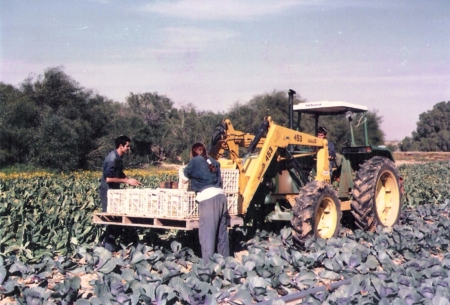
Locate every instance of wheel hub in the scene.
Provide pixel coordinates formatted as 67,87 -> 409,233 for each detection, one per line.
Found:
316,197 -> 338,239
375,170 -> 400,226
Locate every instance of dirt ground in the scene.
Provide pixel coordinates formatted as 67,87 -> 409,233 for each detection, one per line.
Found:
394,151 -> 450,165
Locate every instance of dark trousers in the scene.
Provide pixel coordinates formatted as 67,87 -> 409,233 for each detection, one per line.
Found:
198,194 -> 230,262
100,187 -> 118,251
99,187 -> 138,251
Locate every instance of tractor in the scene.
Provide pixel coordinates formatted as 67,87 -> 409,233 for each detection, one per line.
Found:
209,89 -> 402,244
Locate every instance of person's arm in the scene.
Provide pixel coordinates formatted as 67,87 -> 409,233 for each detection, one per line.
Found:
180,169 -> 190,184
106,176 -> 141,186
103,157 -> 141,186
183,158 -> 196,182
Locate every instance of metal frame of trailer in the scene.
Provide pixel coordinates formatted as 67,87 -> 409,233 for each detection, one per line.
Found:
93,213 -> 244,230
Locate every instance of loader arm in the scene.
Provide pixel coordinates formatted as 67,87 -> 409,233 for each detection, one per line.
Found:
210,119 -> 266,172
239,117 -> 331,213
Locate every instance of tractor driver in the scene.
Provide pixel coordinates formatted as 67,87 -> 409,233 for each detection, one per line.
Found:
317,126 -> 336,172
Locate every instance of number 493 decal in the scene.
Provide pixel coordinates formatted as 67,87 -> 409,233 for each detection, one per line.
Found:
294,134 -> 302,142
265,147 -> 273,161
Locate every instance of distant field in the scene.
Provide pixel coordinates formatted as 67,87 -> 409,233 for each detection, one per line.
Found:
394,151 -> 450,165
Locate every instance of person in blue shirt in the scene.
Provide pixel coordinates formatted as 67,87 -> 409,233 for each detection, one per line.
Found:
99,135 -> 141,251
181,143 -> 230,262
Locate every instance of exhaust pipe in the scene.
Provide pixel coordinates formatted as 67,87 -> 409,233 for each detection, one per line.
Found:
288,89 -> 296,152
288,89 -> 296,130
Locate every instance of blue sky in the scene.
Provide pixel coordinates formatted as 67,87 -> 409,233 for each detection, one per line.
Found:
1,0 -> 449,141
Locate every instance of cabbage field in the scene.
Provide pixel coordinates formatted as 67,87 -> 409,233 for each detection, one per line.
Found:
1,162 -> 450,304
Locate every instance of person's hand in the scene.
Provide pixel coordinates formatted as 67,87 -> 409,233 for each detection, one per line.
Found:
126,178 -> 141,186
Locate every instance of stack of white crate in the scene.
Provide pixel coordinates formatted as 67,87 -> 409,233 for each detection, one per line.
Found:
220,169 -> 239,216
107,168 -> 239,219
178,167 -> 239,216
107,188 -> 160,216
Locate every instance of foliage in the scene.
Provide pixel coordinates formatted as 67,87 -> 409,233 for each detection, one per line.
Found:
227,90 -> 306,134
398,161 -> 450,206
0,169 -> 178,264
162,105 -> 224,163
1,162 -> 450,303
0,67 -> 115,171
385,143 -> 398,152
400,101 -> 450,151
1,67 -> 390,171
0,83 -> 38,164
2,199 -> 450,303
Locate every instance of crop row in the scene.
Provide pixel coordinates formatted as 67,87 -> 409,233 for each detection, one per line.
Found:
2,200 -> 450,304
0,170 -> 179,263
0,162 -> 449,304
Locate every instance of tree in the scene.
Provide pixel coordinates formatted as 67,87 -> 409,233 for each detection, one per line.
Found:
401,101 -> 450,151
0,67 -> 391,170
0,67 -> 118,170
226,90 -> 306,133
26,67 -> 116,170
30,113 -> 83,171
162,105 -> 223,163
399,137 -> 416,152
0,83 -> 39,165
125,92 -> 177,163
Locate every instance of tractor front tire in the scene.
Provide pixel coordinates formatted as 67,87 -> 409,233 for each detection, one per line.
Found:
351,156 -> 401,231
291,181 -> 342,244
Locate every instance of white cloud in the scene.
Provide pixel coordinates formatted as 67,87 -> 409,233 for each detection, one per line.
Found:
142,0 -> 300,21
88,0 -> 110,4
161,27 -> 238,51
115,26 -> 240,57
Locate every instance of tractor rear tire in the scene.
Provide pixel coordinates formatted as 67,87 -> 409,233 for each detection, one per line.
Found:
351,156 -> 401,231
291,181 -> 342,244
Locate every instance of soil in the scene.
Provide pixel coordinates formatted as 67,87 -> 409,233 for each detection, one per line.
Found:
393,151 -> 450,165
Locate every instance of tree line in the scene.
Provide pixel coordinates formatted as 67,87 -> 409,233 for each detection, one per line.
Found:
1,67 -> 390,171
399,101 -> 450,152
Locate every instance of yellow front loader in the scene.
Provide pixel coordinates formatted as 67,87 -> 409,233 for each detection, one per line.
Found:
212,117 -> 331,213
209,90 -> 402,244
